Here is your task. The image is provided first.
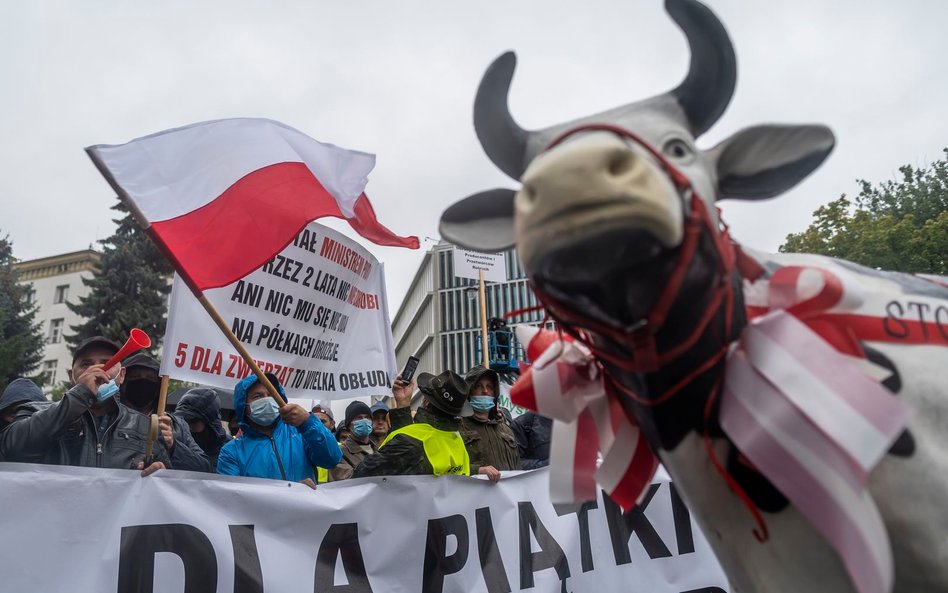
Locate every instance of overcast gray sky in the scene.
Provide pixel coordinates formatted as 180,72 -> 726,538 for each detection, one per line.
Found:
2,0 -> 946,313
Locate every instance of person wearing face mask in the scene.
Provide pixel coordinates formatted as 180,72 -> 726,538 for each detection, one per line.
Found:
216,373 -> 341,484
458,366 -> 520,481
0,336 -> 168,476
174,388 -> 231,472
328,401 -> 377,481
120,353 -> 209,472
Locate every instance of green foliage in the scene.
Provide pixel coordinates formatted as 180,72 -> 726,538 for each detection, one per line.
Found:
0,234 -> 47,392
66,201 -> 174,352
781,149 -> 948,275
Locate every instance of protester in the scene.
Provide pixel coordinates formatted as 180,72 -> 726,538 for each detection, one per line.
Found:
119,353 -> 210,472
458,366 -> 520,480
355,372 -> 469,478
335,421 -> 350,444
0,336 -> 167,475
329,401 -> 376,481
511,411 -> 552,469
227,414 -> 240,438
311,404 -> 335,434
216,373 -> 341,486
0,378 -> 50,460
369,400 -> 390,447
0,378 -> 48,429
173,387 -> 231,472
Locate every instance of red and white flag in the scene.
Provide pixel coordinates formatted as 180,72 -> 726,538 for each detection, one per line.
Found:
87,118 -> 418,292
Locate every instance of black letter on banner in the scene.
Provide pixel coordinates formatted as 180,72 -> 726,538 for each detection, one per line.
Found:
117,524 -> 217,593
603,484 -> 672,563
681,588 -> 727,593
518,502 -> 570,589
474,507 -> 511,593
554,501 -> 598,572
422,514 -> 469,593
315,523 -> 372,593
669,484 -> 695,555
230,525 -> 263,593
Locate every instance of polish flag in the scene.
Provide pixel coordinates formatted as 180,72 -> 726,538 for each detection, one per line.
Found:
87,118 -> 419,292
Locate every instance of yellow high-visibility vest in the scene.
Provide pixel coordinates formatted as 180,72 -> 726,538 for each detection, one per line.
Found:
317,466 -> 329,484
382,423 -> 471,476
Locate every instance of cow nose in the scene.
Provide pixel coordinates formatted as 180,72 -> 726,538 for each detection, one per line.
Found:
515,132 -> 684,248
518,135 -> 648,218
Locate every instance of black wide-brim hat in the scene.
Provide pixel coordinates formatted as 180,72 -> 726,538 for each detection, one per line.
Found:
417,371 -> 472,417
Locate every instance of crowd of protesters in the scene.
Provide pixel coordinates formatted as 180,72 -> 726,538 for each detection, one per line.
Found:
0,334 -> 551,487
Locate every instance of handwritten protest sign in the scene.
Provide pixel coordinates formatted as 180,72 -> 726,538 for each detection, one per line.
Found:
160,222 -> 396,399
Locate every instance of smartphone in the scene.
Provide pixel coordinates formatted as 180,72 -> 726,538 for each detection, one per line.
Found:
400,356 -> 420,383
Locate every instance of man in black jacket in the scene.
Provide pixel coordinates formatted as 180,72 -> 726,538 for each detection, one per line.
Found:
511,411 -> 552,469
119,353 -> 210,472
0,336 -> 170,475
354,371 -> 470,478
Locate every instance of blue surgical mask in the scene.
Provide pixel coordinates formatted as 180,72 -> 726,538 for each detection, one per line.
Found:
351,418 -> 373,438
248,397 -> 280,426
97,379 -> 119,401
469,396 -> 495,412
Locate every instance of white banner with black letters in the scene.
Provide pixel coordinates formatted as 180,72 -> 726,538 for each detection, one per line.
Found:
160,221 -> 397,400
0,463 -> 729,593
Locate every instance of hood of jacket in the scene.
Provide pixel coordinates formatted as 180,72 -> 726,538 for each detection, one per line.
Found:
233,374 -> 286,434
0,378 -> 47,412
175,388 -> 230,445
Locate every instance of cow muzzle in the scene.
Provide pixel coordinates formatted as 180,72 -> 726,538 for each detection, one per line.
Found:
516,130 -> 684,271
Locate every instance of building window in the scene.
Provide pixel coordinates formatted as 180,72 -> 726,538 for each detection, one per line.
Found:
48,319 -> 64,344
23,288 -> 36,305
54,284 -> 69,304
42,360 -> 58,385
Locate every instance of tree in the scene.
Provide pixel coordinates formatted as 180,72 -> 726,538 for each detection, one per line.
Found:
781,148 -> 948,275
67,201 -> 174,352
0,234 -> 46,391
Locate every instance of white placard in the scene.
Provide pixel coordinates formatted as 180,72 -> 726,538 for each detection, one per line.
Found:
453,247 -> 508,283
160,222 -> 397,400
0,463 -> 730,593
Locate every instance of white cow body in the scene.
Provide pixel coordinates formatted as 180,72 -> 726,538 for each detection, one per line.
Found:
438,1 -> 948,590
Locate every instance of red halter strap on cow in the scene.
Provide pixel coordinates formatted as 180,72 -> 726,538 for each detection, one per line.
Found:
531,123 -> 738,403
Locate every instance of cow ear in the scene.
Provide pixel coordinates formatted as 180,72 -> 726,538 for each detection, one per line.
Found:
710,124 -> 835,201
439,188 -> 517,252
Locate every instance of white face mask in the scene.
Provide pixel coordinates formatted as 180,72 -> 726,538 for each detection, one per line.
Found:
248,397 -> 280,426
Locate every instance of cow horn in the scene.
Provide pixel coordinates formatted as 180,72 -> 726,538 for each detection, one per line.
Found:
667,0 -> 736,136
473,52 -> 532,180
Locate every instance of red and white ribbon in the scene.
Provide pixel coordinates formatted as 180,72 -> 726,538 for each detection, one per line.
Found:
722,265 -> 915,593
511,326 -> 658,511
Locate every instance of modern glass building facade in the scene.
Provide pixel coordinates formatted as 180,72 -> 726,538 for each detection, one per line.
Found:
391,242 -> 548,383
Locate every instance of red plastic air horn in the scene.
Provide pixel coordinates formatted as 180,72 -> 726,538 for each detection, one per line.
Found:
102,328 -> 152,371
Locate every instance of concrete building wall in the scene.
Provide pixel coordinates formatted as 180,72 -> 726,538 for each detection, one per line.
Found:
14,250 -> 100,391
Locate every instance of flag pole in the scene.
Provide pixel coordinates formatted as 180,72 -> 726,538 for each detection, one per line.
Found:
157,375 -> 170,416
479,269 -> 489,366
196,295 -> 284,405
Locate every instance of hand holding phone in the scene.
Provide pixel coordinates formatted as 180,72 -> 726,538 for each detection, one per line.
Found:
400,356 -> 419,384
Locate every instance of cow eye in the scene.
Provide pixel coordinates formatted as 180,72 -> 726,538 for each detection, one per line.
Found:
662,138 -> 692,159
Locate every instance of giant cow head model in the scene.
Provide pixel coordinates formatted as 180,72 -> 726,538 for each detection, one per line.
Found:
439,1 -> 948,592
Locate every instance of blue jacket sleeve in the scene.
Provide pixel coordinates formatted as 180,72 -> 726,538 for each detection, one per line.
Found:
298,415 -> 342,469
216,440 -> 240,476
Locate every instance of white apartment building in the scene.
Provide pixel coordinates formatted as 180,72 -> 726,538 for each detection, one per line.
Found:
13,249 -> 100,390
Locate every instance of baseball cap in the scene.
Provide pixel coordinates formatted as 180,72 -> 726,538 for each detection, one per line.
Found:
71,336 -> 121,364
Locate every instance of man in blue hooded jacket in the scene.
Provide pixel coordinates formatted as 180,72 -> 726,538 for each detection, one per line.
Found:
216,373 -> 341,485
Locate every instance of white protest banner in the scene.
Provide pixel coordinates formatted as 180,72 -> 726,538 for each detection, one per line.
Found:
453,247 -> 507,283
160,222 -> 397,399
0,463 -> 729,593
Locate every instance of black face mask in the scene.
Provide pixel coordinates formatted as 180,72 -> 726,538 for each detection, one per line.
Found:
193,429 -> 220,453
122,379 -> 160,410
